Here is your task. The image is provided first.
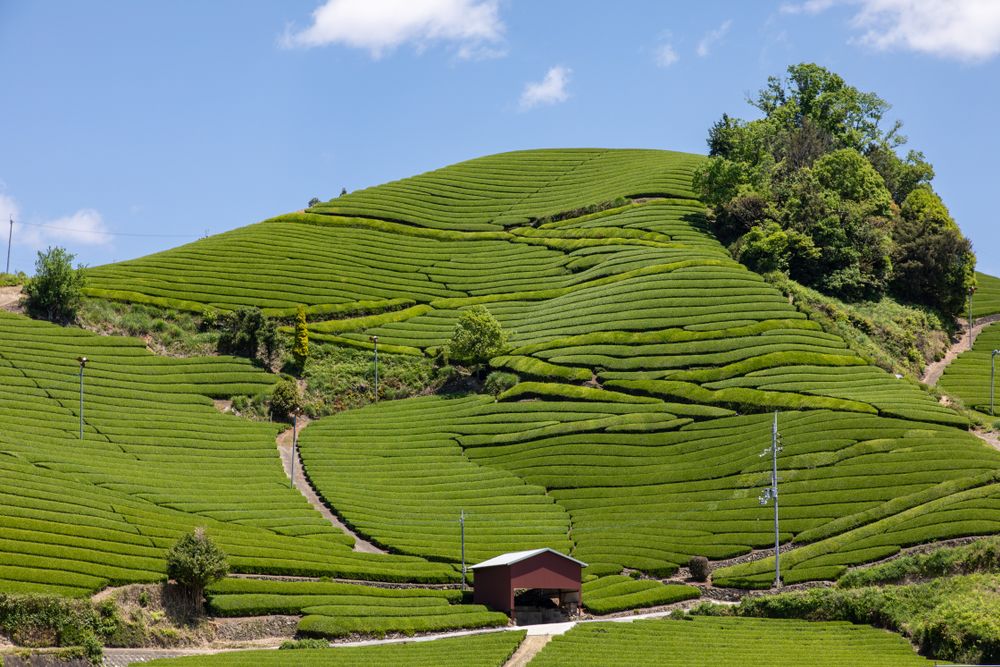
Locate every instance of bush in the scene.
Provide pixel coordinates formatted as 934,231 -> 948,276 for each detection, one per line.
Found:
484,371 -> 518,397
292,304 -> 309,367
214,306 -> 280,365
270,378 -> 303,420
166,528 -> 229,608
23,246 -> 86,323
280,638 -> 329,649
447,305 -> 508,367
688,556 -> 711,582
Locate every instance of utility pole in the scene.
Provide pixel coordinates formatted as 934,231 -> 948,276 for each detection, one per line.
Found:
759,411 -> 783,588
76,357 -> 88,440
969,287 -> 977,350
460,509 -> 466,591
369,335 -> 379,402
290,409 -> 299,488
5,216 -> 12,274
992,350 -> 999,416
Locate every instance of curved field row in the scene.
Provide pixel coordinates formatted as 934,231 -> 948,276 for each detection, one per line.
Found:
311,148 -> 703,230
0,312 -> 457,594
530,616 -> 932,666
972,272 -> 1000,318
143,631 -> 526,667
300,395 -> 999,580
938,321 -> 1000,413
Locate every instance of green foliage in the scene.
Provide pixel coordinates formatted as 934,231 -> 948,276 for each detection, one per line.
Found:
582,576 -> 699,614
76,298 -> 218,356
280,638 -> 329,649
0,594 -> 120,664
0,270 -> 27,286
735,574 -> 1000,664
483,371 -> 518,397
269,378 -> 303,420
23,246 -> 86,323
697,62 -> 974,311
213,306 -> 280,365
447,305 -> 509,366
165,529 -> 229,605
838,537 -> 1000,588
292,304 -> 309,367
307,197 -> 321,208
689,556 -> 710,582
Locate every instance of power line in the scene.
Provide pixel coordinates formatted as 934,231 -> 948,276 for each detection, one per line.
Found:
13,219 -> 203,239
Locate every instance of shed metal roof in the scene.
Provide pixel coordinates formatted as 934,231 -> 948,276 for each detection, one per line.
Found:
469,548 -> 587,570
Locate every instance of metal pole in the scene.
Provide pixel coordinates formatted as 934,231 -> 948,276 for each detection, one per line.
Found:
290,411 -> 298,488
77,357 -> 88,440
5,216 -> 12,275
460,509 -> 466,591
370,335 -> 379,402
969,290 -> 975,350
992,351 -> 999,416
772,411 -> 780,588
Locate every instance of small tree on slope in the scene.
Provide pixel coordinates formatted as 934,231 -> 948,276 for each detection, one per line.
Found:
447,305 -> 509,368
166,528 -> 229,609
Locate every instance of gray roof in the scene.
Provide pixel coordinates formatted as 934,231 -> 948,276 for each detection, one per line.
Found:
469,548 -> 587,570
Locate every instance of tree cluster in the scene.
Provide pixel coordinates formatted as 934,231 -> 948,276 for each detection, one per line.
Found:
23,247 -> 86,323
212,306 -> 280,366
695,63 -> 975,317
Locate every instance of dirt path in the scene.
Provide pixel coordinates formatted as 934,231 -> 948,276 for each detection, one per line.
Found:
921,313 -> 1000,386
973,428 -> 1000,451
503,634 -> 552,667
275,419 -> 387,554
0,285 -> 21,310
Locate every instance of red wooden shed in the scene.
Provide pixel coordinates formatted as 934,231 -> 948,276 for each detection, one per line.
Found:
470,548 -> 587,619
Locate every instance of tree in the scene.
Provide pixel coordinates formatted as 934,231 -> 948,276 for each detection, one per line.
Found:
447,305 -> 508,366
292,305 -> 309,367
166,528 -> 228,607
23,246 -> 86,323
270,377 -> 303,420
891,186 -> 975,317
215,306 -> 280,366
308,197 -> 321,207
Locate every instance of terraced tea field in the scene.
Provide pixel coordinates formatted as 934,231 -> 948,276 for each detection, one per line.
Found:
6,148 -> 999,609
973,272 -> 1000,318
530,617 -> 934,666
938,321 -> 1000,414
0,312 -> 456,595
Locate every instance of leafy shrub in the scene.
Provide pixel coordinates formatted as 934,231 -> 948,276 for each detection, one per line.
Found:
484,371 -> 518,397
23,246 -> 86,323
213,306 -> 280,365
166,528 -> 229,607
292,304 -> 309,367
447,305 -> 508,366
270,378 -> 303,420
280,638 -> 329,649
688,556 -> 710,582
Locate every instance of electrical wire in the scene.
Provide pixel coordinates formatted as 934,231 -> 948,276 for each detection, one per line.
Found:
12,219 -> 203,239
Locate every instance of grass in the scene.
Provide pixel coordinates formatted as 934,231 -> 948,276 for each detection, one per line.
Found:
837,536 -> 1000,587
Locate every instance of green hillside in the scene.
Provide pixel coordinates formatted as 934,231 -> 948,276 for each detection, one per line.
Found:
67,148 -> 1000,590
5,148 -> 1000,614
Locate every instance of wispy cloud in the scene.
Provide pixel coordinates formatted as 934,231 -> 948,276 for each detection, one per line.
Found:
697,19 -> 732,57
780,0 -> 1000,61
280,0 -> 505,59
0,191 -> 111,260
654,42 -> 679,68
519,66 -> 572,111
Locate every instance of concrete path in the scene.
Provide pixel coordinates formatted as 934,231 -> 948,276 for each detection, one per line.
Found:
0,285 -> 21,310
275,419 -> 387,554
922,313 -> 1000,386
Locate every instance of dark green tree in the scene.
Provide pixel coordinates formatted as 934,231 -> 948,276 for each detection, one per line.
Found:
23,247 -> 86,323
215,306 -> 280,365
166,528 -> 229,607
270,377 -> 303,420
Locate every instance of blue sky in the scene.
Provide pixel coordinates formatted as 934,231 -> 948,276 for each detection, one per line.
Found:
2,0 -> 1000,276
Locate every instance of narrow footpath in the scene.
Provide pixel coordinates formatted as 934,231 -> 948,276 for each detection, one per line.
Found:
275,419 -> 387,554
921,313 -> 1000,386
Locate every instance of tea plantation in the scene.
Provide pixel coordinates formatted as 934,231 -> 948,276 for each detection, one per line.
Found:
939,321 -> 1000,413
2,149 -> 998,662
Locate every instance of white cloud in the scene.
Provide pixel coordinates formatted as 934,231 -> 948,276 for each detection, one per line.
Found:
281,0 -> 505,59
654,43 -> 679,67
697,19 -> 732,57
781,0 -> 1000,61
518,66 -> 572,111
0,191 -> 111,257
